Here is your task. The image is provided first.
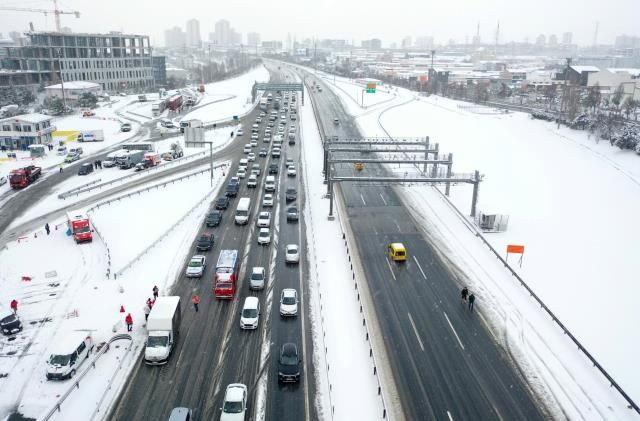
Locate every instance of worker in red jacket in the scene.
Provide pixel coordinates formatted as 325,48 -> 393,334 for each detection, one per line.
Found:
192,294 -> 200,312
10,299 -> 18,314
125,313 -> 133,331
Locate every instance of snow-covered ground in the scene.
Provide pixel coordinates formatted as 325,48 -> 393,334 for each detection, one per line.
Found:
317,74 -> 397,112
316,66 -> 640,417
0,165 -> 226,420
180,65 -> 270,124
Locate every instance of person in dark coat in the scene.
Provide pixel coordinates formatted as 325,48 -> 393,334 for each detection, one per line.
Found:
461,287 -> 468,303
152,285 -> 159,300
125,313 -> 133,331
468,294 -> 476,312
45,223 -> 50,235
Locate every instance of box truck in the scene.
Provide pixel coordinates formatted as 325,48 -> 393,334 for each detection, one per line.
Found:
67,210 -> 93,243
145,296 -> 181,365
116,149 -> 146,169
77,129 -> 105,142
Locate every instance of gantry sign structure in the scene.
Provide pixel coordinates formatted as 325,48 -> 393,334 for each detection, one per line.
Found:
252,83 -> 304,105
324,136 -> 483,217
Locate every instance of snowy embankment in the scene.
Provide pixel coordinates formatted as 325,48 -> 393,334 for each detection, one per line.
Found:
0,164 -> 227,420
316,70 -> 640,418
180,65 -> 270,124
300,79 -> 384,420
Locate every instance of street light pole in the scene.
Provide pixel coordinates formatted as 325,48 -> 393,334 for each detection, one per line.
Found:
56,49 -> 67,111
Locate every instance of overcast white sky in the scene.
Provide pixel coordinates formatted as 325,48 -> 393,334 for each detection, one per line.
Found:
0,0 -> 638,47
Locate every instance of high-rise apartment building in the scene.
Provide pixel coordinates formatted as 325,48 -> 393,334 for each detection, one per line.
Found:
186,19 -> 201,48
214,20 -> 231,46
164,26 -> 186,49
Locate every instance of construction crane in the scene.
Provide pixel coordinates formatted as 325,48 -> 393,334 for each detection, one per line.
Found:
0,0 -> 80,32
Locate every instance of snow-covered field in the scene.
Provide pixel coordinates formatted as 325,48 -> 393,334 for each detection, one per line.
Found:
315,65 -> 640,417
180,65 -> 270,124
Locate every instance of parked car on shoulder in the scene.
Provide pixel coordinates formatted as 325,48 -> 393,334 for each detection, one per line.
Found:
77,163 -> 94,176
1,312 -> 23,336
120,123 -> 132,132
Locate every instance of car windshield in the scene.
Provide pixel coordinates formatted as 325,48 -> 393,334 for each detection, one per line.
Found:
147,336 -> 168,348
216,282 -> 232,289
251,273 -> 263,280
199,236 -> 210,242
49,354 -> 70,366
280,351 -> 298,365
74,226 -> 90,234
282,295 -> 296,305
242,308 -> 258,318
188,260 -> 202,267
223,400 -> 244,413
288,247 -> 297,254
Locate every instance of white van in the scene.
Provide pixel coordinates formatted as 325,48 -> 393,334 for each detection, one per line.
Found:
46,333 -> 94,380
240,296 -> 260,330
235,197 -> 251,225
264,176 -> 276,192
239,158 -> 249,170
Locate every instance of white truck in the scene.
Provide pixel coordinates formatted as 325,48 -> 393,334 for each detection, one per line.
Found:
116,149 -> 145,169
77,129 -> 105,142
145,296 -> 181,365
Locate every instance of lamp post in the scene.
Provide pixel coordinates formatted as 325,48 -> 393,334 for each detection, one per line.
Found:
55,48 -> 67,112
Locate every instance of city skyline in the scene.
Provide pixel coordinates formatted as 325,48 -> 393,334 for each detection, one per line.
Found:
0,0 -> 638,48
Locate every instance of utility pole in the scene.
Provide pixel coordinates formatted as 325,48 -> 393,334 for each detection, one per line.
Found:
56,48 -> 67,111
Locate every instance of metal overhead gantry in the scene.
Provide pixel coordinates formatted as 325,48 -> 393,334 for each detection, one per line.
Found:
252,83 -> 304,105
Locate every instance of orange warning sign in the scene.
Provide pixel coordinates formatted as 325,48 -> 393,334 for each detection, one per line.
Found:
506,244 -> 525,254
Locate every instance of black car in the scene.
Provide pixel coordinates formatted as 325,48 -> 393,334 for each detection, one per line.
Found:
196,233 -> 215,251
278,342 -> 301,383
206,210 -> 223,227
269,163 -> 279,174
77,163 -> 94,176
215,196 -> 229,210
286,206 -> 299,222
285,187 -> 297,202
120,123 -> 132,132
1,313 -> 23,336
225,182 -> 238,197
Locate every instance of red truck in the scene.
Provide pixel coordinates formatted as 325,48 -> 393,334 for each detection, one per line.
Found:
198,84 -> 205,93
214,249 -> 239,299
9,165 -> 42,189
143,152 -> 161,167
66,211 -> 93,243
166,95 -> 183,111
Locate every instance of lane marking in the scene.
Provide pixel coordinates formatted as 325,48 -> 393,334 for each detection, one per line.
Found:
379,192 -> 387,206
447,410 -> 454,421
443,311 -> 465,350
407,312 -> 425,352
360,193 -> 366,206
385,258 -> 397,281
412,256 -> 427,280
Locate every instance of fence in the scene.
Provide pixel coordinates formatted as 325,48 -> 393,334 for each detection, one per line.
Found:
375,93 -> 640,415
41,333 -> 133,421
305,74 -> 392,420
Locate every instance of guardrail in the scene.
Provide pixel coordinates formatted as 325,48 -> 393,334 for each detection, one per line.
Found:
100,162 -> 228,279
56,178 -> 103,198
58,151 -> 207,199
304,73 -> 392,420
41,333 -> 133,421
375,98 -> 640,415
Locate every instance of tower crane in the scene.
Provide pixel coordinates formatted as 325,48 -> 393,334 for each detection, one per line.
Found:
0,0 -> 80,32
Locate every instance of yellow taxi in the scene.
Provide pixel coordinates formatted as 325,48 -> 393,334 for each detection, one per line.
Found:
388,243 -> 407,262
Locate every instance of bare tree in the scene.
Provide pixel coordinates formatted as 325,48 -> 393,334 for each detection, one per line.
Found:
611,85 -> 625,115
583,83 -> 601,113
622,97 -> 638,120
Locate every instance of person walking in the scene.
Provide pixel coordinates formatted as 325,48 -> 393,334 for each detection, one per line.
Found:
146,297 -> 153,308
468,293 -> 476,312
152,285 -> 159,300
58,164 -> 63,173
44,223 -> 50,235
125,313 -> 133,331
143,303 -> 151,321
98,160 -> 102,169
192,294 -> 200,312
10,299 -> 18,314
461,287 -> 469,303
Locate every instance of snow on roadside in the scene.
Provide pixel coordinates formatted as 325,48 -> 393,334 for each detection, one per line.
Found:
300,82 -> 382,421
0,165 -> 227,420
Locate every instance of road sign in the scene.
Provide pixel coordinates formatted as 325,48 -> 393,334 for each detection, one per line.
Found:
366,82 -> 376,93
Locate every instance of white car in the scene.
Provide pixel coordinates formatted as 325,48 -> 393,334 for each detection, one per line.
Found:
285,244 -> 299,264
251,133 -> 259,140
237,168 -> 246,179
240,296 -> 260,330
250,267 -> 265,290
257,228 -> 271,245
262,193 -> 274,207
250,140 -> 258,147
247,153 -> 256,162
220,383 -> 247,421
247,174 -> 258,188
236,128 -> 244,136
287,166 -> 296,177
257,211 -> 271,228
286,159 -> 294,168
185,255 -> 206,278
243,145 -> 251,154
280,288 -> 298,317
